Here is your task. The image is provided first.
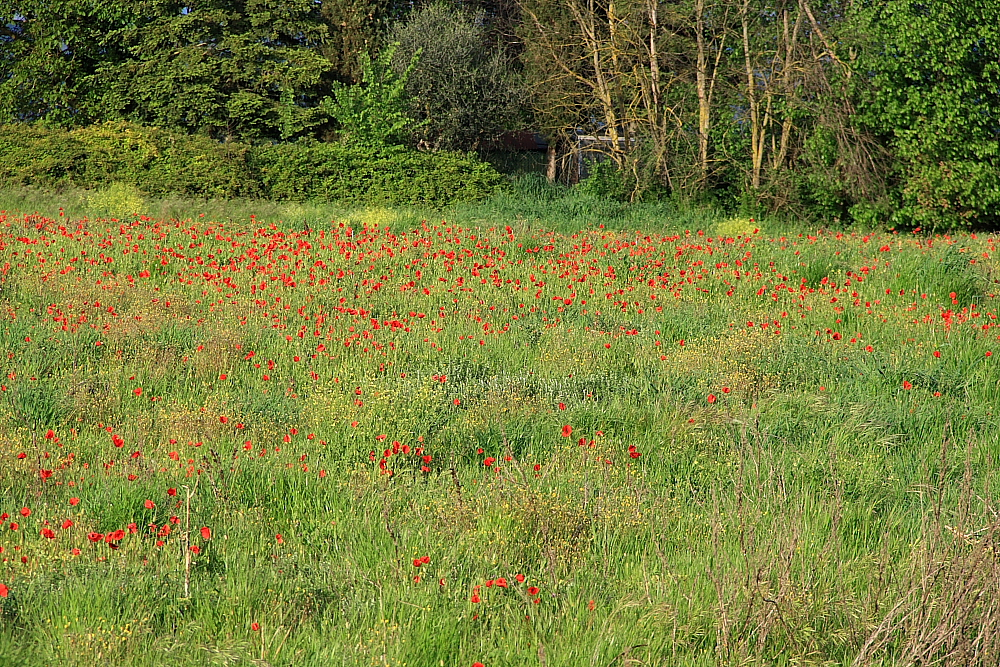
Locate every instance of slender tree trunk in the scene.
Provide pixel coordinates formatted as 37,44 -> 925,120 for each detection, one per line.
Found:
742,0 -> 763,190
772,6 -> 802,172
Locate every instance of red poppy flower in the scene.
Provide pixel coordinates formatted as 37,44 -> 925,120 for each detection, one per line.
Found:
144,499 -> 155,509
87,532 -> 104,543
903,380 -> 913,390
200,527 -> 211,540
190,545 -> 200,554
167,488 -> 177,497
40,528 -> 55,539
707,394 -> 717,404
515,573 -> 525,583
528,586 -> 540,596
19,507 -> 30,518
561,425 -> 573,438
275,534 -> 284,545
69,497 -> 80,506
0,584 -> 7,598
251,622 -> 260,631
62,519 -> 73,529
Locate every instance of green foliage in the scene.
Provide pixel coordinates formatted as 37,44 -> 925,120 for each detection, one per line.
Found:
0,122 -> 260,198
575,160 -> 633,201
252,141 -> 505,205
0,1 -> 131,126
318,0 -> 392,83
321,45 -> 420,147
854,0 -> 1000,229
390,3 -> 525,151
0,123 -> 504,206
1,0 -> 332,141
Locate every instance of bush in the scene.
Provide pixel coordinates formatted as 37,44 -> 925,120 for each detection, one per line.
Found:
251,141 -> 505,205
0,123 -> 505,206
0,122 -> 261,198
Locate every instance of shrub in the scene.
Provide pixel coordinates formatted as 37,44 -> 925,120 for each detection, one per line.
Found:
251,141 -> 505,205
0,122 -> 261,198
0,123 -> 505,206
86,182 -> 146,219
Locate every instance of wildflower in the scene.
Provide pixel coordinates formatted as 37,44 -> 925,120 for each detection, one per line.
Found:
561,425 -> 573,438
200,527 -> 212,540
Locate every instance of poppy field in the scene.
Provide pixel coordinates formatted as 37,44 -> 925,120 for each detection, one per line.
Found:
2,200 -> 1000,666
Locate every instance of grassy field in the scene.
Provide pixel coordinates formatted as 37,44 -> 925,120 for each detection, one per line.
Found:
2,187 -> 1000,666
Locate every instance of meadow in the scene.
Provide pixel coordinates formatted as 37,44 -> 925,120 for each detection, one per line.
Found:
2,185 -> 1000,666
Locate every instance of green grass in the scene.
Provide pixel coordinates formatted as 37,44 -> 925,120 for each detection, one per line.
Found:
1,188 -> 1000,666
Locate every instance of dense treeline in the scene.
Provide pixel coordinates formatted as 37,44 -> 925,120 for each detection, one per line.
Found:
2,0 -> 998,227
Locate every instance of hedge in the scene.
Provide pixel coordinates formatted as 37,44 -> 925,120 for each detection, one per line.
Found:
0,123 -> 504,205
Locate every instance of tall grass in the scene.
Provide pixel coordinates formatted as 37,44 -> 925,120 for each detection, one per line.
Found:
0,188 -> 998,666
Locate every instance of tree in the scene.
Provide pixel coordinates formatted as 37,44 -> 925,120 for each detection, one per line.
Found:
390,2 -> 525,151
0,2 -> 132,126
319,0 -> 394,84
854,0 -> 1000,228
96,0 -> 332,141
1,0 -> 332,141
321,44 -> 420,146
